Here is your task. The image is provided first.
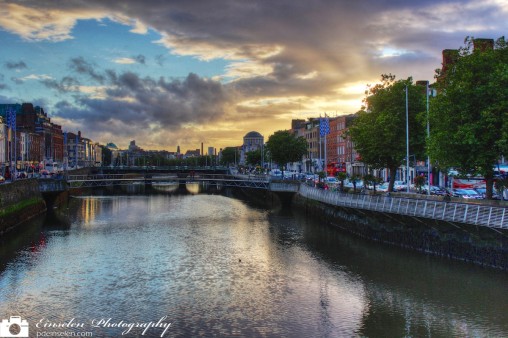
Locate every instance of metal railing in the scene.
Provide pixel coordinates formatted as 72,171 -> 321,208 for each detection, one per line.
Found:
299,184 -> 508,230
65,174 -> 272,189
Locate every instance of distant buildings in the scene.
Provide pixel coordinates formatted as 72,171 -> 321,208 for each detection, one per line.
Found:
240,131 -> 264,165
0,102 -> 103,175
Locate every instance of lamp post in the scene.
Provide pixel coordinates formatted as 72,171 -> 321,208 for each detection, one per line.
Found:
426,81 -> 431,195
405,85 -> 410,193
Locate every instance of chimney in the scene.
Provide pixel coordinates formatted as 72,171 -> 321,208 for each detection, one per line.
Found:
415,80 -> 429,92
441,49 -> 459,75
473,38 -> 494,52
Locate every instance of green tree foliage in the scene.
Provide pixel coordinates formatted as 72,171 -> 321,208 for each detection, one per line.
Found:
363,174 -> 383,193
266,130 -> 307,175
220,147 -> 239,166
246,149 -> 262,166
348,74 -> 427,192
428,37 -> 508,199
336,172 -> 348,191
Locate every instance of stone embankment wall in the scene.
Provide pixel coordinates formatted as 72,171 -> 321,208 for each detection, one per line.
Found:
295,194 -> 508,270
0,179 -> 46,234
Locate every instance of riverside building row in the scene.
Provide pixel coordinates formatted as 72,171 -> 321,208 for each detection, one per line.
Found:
0,102 -> 102,176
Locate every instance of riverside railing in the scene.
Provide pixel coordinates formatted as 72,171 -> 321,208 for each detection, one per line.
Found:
299,184 -> 508,230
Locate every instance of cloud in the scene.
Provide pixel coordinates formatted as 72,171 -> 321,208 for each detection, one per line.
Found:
113,55 -> 146,65
5,61 -> 27,70
0,2 -> 106,42
69,57 -> 105,83
134,54 -> 145,64
18,74 -> 53,81
41,76 -> 80,93
155,54 -> 165,66
113,58 -> 136,64
1,0 -> 507,149
50,63 -> 232,141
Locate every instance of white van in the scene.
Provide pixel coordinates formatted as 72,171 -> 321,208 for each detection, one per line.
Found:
45,162 -> 59,174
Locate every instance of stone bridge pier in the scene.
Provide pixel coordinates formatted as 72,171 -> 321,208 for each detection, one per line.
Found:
38,179 -> 68,208
269,181 -> 300,207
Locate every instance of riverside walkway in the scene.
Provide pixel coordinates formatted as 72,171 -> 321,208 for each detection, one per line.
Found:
299,184 -> 508,230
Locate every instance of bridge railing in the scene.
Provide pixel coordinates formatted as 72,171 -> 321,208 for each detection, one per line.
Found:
299,184 -> 508,230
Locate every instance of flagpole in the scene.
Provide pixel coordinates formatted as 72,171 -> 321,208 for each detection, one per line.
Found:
324,114 -> 327,175
319,117 -> 322,171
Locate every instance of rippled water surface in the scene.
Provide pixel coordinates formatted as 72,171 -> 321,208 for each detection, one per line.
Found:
1,193 -> 507,337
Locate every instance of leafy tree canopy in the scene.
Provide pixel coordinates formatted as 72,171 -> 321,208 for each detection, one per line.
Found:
266,130 -> 307,171
348,74 -> 427,190
246,149 -> 262,166
428,36 -> 508,198
220,147 -> 239,165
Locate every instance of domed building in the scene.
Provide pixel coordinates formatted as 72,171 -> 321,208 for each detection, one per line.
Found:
241,131 -> 264,165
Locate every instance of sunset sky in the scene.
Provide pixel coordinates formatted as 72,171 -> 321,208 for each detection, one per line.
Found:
1,0 -> 507,152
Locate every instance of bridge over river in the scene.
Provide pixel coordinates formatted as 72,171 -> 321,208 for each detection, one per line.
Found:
54,173 -> 300,192
37,175 -> 508,230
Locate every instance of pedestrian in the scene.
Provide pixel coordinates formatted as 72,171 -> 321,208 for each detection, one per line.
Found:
443,192 -> 451,202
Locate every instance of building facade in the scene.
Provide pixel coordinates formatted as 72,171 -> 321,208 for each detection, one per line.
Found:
241,131 -> 264,165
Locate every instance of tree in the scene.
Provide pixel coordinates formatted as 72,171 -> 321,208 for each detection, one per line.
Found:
246,149 -> 262,166
348,74 -> 427,192
363,174 -> 383,193
428,37 -> 508,199
266,130 -> 307,176
220,147 -> 239,166
336,171 -> 348,191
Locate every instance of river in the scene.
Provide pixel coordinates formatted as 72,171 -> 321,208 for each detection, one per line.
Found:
1,190 -> 507,337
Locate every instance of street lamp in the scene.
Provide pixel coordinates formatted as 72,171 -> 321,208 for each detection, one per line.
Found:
405,85 -> 410,193
426,81 -> 430,195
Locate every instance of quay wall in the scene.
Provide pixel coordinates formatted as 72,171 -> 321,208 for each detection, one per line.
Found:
294,194 -> 508,270
0,179 -> 46,235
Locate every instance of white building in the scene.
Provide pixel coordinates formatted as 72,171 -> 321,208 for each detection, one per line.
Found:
240,131 -> 264,165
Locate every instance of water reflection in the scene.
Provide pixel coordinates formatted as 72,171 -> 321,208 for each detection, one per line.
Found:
288,208 -> 508,337
0,194 -> 506,337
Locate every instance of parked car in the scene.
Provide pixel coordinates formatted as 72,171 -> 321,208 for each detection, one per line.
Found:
305,173 -> 318,181
452,189 -> 482,199
344,179 -> 364,189
270,169 -> 282,178
324,176 -> 339,184
418,185 -> 447,196
377,183 -> 391,192
474,188 -> 500,200
393,180 -> 407,191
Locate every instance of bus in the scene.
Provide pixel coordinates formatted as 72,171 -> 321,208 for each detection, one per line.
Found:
326,162 -> 346,177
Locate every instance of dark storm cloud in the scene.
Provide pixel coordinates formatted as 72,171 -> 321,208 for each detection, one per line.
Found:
53,63 -> 231,132
69,57 -> 105,84
5,60 -> 27,70
2,0 -> 507,147
4,0 -> 508,103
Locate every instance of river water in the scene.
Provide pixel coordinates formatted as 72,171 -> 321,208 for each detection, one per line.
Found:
1,191 -> 507,337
